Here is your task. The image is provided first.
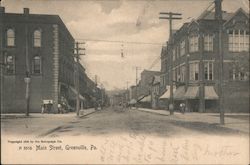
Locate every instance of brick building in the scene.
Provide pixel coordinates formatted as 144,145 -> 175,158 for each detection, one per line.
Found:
0,7 -> 97,113
160,7 -> 249,112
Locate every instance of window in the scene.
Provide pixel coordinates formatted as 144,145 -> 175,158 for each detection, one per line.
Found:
180,65 -> 185,82
189,62 -> 199,81
173,69 -> 176,82
33,56 -> 41,74
204,34 -> 213,51
172,49 -> 176,61
228,29 -> 249,52
180,40 -> 185,56
7,29 -> 15,46
34,30 -> 41,47
5,55 -> 15,74
176,46 -> 180,59
177,67 -> 181,82
189,35 -> 199,52
204,62 -> 213,80
231,68 -> 249,81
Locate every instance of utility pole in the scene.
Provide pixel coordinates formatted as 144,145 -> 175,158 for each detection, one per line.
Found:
159,12 -> 182,115
24,8 -> 30,117
134,66 -> 141,109
0,6 -> 4,113
214,0 -> 224,124
74,41 -> 85,117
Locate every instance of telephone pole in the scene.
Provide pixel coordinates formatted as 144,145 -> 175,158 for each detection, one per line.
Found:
24,8 -> 30,116
214,0 -> 224,124
134,66 -> 141,108
159,12 -> 182,115
74,41 -> 85,117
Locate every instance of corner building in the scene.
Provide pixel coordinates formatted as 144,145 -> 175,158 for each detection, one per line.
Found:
161,8 -> 249,112
0,7 -> 76,113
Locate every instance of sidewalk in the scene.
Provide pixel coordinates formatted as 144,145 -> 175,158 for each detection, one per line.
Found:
135,107 -> 182,116
1,108 -> 97,137
1,108 -> 96,119
136,107 -> 250,134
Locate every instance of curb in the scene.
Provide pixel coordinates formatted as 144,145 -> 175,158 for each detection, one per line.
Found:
37,110 -> 96,137
135,109 -> 169,116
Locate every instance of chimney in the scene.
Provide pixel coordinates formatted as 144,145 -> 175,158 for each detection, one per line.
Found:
0,7 -> 5,13
214,0 -> 222,20
23,8 -> 29,15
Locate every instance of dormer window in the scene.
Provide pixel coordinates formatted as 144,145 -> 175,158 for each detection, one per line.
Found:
189,35 -> 199,53
228,29 -> 249,52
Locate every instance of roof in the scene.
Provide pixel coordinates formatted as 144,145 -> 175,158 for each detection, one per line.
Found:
198,11 -> 234,21
152,75 -> 160,85
2,10 -> 74,42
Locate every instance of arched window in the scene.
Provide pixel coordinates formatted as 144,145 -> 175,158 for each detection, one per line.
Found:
33,56 -> 41,74
5,55 -> 15,74
7,29 -> 15,46
34,30 -> 41,47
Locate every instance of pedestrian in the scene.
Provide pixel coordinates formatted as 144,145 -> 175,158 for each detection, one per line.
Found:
58,103 -> 62,114
180,103 -> 186,114
41,104 -> 45,114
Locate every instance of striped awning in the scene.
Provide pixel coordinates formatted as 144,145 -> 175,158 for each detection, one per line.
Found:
159,85 -> 176,99
184,86 -> 219,100
69,86 -> 85,100
174,86 -> 186,100
184,86 -> 199,99
140,95 -> 151,102
205,86 -> 219,100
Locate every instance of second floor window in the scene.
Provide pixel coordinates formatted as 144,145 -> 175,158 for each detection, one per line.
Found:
180,65 -> 185,82
34,30 -> 42,47
189,35 -> 199,53
7,29 -> 15,47
228,29 -> 249,52
5,55 -> 15,74
33,56 -> 41,74
180,40 -> 185,56
172,49 -> 176,61
204,34 -> 214,51
204,62 -> 213,80
189,62 -> 199,81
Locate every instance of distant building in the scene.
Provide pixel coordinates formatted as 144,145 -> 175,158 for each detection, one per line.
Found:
137,70 -> 161,98
160,7 -> 249,112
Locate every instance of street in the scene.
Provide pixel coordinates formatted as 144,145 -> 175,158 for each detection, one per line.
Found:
1,107 -> 249,137
1,107 -> 249,164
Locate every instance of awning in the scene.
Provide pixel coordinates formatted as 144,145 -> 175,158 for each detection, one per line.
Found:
205,86 -> 219,100
184,86 -> 219,100
174,86 -> 186,100
137,95 -> 146,102
69,86 -> 85,101
159,86 -> 176,99
184,86 -> 199,99
140,95 -> 151,102
129,99 -> 137,104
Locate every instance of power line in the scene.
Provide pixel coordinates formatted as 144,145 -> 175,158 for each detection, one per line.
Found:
75,38 -> 166,46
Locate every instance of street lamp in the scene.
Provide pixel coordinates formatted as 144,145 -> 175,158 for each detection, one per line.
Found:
24,71 -> 31,116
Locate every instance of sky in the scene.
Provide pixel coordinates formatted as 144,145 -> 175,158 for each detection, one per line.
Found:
1,0 -> 248,90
